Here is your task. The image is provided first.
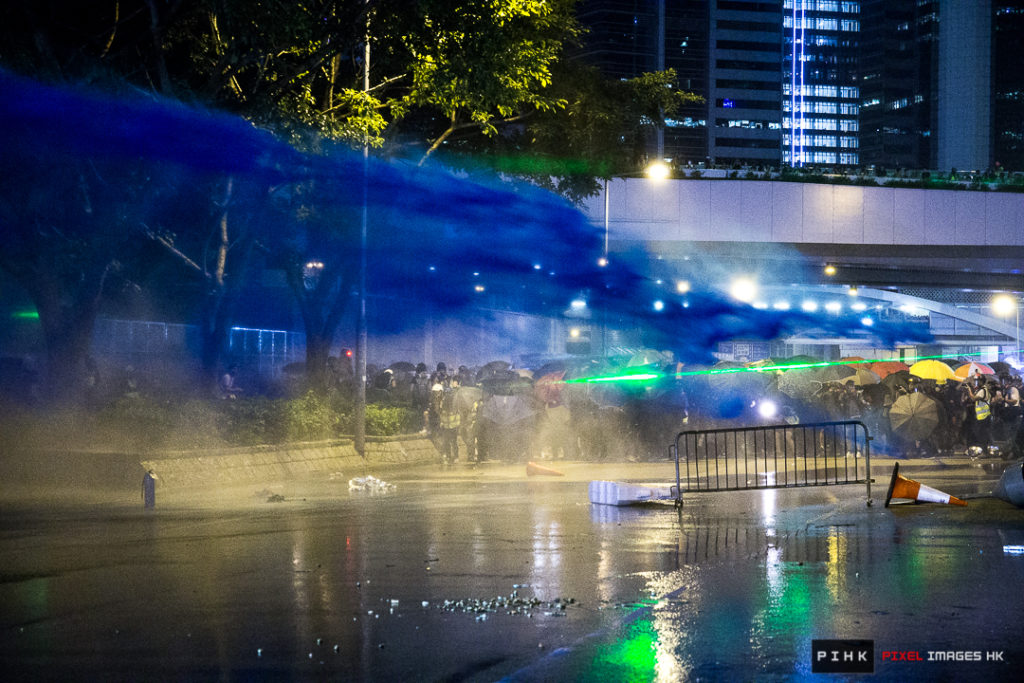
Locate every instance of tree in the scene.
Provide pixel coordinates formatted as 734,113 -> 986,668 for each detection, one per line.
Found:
0,142 -> 141,402
1,0 -> 701,395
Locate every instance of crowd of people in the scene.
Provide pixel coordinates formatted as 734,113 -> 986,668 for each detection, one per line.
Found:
353,355 -> 1024,465
815,371 -> 1024,459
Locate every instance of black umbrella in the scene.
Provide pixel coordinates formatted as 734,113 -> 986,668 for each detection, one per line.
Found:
990,361 -> 1017,376
881,369 -> 912,393
480,375 -> 533,396
534,360 -> 567,378
389,361 -> 416,372
890,393 -> 941,441
478,360 -> 512,381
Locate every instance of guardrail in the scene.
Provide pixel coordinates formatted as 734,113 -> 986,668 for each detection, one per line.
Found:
672,421 -> 873,507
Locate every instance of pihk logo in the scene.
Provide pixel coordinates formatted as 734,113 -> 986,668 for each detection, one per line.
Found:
812,639 -> 875,674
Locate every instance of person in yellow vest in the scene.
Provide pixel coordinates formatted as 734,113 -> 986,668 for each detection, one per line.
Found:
962,375 -> 993,455
438,377 -> 462,467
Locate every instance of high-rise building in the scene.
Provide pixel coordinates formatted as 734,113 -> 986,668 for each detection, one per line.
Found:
708,1 -> 784,167
857,0 -> 936,171
994,1 -> 1024,172
782,0 -> 862,168
936,0 -> 992,172
572,1 -> 710,167
574,0 -> 1018,172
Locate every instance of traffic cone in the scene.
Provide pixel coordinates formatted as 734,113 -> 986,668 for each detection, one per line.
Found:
526,461 -> 564,477
992,461 -> 1024,507
884,462 -> 967,507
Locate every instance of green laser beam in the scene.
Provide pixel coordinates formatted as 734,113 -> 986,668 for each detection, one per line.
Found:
11,310 -> 39,320
564,349 -> 1006,385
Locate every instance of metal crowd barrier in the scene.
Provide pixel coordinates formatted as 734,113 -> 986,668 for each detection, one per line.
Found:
672,421 -> 873,507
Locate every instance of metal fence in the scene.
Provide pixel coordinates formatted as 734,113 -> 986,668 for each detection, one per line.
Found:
672,421 -> 873,506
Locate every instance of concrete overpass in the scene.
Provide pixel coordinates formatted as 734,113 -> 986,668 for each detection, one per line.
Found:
580,178 -> 1024,351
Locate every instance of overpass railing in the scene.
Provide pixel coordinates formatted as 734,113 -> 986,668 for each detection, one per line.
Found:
672,421 -> 873,507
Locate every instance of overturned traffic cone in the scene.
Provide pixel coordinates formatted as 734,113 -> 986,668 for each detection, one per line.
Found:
526,461 -> 564,477
885,462 -> 967,507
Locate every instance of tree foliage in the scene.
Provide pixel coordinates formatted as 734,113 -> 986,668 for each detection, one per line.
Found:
0,0 -> 701,396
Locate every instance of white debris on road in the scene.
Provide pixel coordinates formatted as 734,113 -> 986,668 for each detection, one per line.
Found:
348,475 -> 396,493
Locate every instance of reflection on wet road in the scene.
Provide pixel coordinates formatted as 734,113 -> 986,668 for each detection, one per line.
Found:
1,465 -> 1023,681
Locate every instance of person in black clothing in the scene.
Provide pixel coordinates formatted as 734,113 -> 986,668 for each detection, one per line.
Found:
995,387 -> 1024,458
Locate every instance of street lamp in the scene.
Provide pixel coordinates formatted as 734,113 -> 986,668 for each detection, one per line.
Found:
729,277 -> 758,303
992,293 -> 1020,356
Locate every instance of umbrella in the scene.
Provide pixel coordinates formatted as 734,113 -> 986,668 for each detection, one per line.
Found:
745,358 -> 784,374
870,360 -> 910,378
953,362 -> 996,379
534,360 -> 567,378
535,371 -> 566,404
777,355 -> 822,367
909,359 -> 958,384
388,361 -> 416,372
478,360 -> 512,381
836,368 -> 882,386
480,394 -> 535,426
626,349 -> 666,367
840,356 -> 867,363
807,364 -> 857,384
889,392 -> 941,441
777,370 -> 819,399
881,370 -> 913,394
989,361 -> 1017,376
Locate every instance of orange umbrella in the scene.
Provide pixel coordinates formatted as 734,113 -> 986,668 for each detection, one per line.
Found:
870,360 -> 910,379
909,359 -> 958,384
954,362 -> 996,379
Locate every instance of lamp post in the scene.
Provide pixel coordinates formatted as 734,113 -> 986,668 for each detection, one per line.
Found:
354,4 -> 370,458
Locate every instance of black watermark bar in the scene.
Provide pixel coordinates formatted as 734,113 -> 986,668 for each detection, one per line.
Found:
812,639 -> 875,673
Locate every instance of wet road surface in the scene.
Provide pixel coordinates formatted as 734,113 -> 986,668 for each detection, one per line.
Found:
1,459 -> 1023,681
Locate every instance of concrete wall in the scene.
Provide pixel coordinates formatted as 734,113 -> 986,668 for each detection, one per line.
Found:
581,178 -> 1024,247
2,437 -> 441,500
140,438 -> 440,490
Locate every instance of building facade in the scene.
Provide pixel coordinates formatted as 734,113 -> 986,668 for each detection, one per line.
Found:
782,0 -> 862,168
575,0 -> 1018,172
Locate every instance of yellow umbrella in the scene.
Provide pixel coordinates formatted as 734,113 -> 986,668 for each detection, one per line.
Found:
909,359 -> 958,384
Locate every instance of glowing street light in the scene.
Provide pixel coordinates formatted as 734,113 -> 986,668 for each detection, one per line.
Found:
729,277 -> 758,303
645,160 -> 671,181
992,293 -> 1020,351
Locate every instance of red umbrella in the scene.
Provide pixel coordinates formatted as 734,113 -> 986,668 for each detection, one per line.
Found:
870,360 -> 910,379
535,371 -> 566,405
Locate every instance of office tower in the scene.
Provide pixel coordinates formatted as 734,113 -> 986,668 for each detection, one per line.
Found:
994,1 -> 1024,172
708,1 -> 784,167
573,1 -> 710,167
857,0 -> 936,171
782,0 -> 862,168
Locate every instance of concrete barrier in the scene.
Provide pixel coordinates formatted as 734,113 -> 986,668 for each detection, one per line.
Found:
3,436 -> 441,498
140,437 -> 441,489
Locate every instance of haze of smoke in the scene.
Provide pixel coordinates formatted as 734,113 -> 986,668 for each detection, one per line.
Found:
0,70 -> 931,367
